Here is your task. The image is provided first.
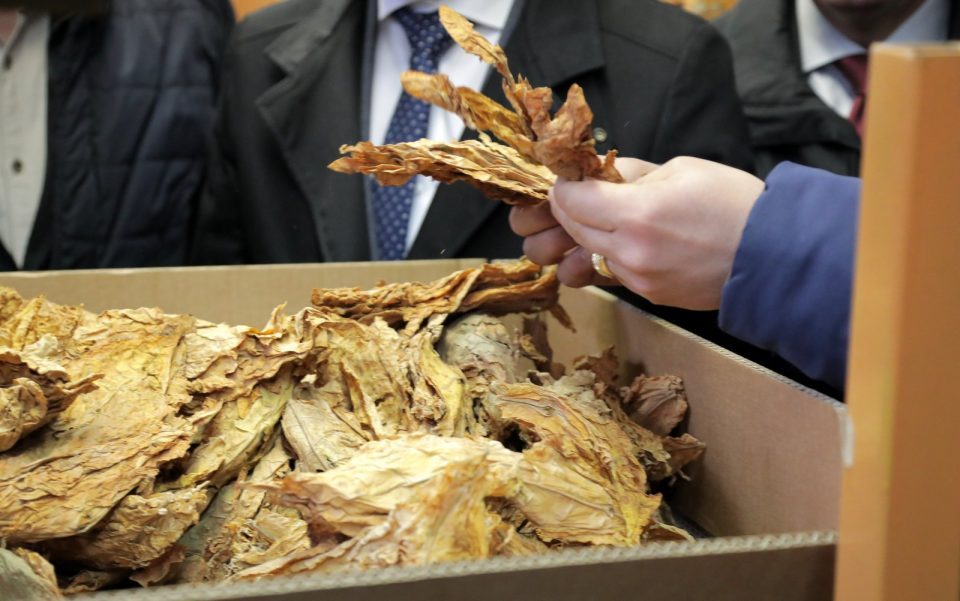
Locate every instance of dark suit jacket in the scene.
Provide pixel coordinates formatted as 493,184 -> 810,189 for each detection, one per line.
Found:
190,0 -> 754,265
1,0 -> 232,271
716,0 -> 960,178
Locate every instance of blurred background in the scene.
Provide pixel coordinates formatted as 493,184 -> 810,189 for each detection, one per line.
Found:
227,0 -> 739,20
0,0 -> 739,20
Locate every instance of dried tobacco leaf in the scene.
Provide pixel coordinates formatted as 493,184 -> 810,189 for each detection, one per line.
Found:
51,311 -> 318,571
437,6 -> 519,93
400,71 -> 534,158
234,436 -> 522,580
157,308 -> 316,495
406,324 -> 471,437
572,352 -> 703,481
0,340 -> 99,451
168,367 -> 295,490
329,139 -> 553,207
331,7 -> 622,210
438,313 -> 526,436
60,569 -> 128,595
438,314 -> 523,387
165,482 -> 240,584
642,521 -> 695,542
437,6 -> 620,183
293,311 -> 473,440
621,374 -> 689,437
258,436 -> 518,539
310,259 -> 567,333
485,374 -> 661,545
0,289 -> 87,350
0,290 -> 318,571
130,545 -> 187,587
661,433 -> 707,480
305,316 -> 416,438
521,84 -> 622,183
572,346 -> 620,392
168,437 -> 311,584
281,375 -> 368,472
487,512 -> 550,556
436,5 -> 539,134
44,485 -> 212,570
0,308 -> 198,544
515,319 -> 566,384
0,547 -> 62,600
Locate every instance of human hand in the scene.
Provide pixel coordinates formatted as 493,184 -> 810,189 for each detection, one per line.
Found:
512,156 -> 764,310
509,159 -> 657,287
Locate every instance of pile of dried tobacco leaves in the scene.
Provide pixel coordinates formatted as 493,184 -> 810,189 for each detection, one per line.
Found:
0,259 -> 703,596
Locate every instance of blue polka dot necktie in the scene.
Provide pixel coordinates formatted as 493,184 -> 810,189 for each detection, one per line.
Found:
372,8 -> 453,260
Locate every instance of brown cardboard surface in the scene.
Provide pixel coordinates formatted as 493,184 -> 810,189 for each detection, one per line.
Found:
0,260 -> 482,327
0,261 -> 844,600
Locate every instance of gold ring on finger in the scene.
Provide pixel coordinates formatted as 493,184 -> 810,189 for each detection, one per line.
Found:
591,252 -> 615,279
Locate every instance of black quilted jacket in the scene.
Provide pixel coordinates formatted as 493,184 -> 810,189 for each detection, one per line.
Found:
1,0 -> 233,270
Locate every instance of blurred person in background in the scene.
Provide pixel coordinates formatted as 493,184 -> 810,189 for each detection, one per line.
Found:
716,0 -> 957,177
0,0 -> 233,271
190,0 -> 754,266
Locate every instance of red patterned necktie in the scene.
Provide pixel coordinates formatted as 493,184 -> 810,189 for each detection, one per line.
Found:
834,54 -> 869,137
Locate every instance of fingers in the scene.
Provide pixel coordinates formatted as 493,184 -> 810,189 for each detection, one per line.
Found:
509,203 -> 558,237
556,246 -> 620,288
550,178 -> 634,234
549,192 -> 620,259
522,225 -> 577,266
614,157 -> 659,183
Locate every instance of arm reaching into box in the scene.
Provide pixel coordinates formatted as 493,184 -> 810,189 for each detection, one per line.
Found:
511,159 -> 859,390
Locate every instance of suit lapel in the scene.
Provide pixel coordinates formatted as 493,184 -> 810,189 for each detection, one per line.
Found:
408,0 -> 605,259
950,0 -> 960,39
257,0 -> 372,262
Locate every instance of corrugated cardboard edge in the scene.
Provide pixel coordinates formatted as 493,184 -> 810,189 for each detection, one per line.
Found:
615,298 -> 854,467
75,531 -> 836,601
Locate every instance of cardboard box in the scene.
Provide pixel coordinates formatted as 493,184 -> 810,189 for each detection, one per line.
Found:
0,261 -> 847,601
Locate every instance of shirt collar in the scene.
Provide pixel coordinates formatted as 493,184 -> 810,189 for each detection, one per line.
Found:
377,0 -> 513,31
1,11 -> 49,55
797,0 -> 950,74
0,11 -> 25,49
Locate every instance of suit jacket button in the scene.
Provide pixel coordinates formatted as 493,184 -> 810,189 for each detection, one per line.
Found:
593,127 -> 608,143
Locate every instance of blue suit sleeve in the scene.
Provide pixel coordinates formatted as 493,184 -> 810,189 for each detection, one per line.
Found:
718,162 -> 861,389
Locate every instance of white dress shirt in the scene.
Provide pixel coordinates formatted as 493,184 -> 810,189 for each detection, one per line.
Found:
371,0 -> 514,254
0,11 -> 49,268
797,0 -> 949,119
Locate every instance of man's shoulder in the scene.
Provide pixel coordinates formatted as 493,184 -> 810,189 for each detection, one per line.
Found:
111,0 -> 233,20
594,0 -> 716,60
231,0 -> 344,46
714,0 -> 789,48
